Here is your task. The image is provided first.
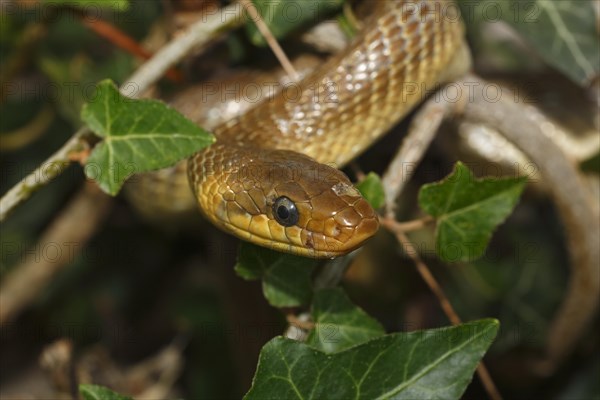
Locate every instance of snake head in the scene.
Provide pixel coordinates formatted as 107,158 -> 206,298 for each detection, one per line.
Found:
189,145 -> 379,258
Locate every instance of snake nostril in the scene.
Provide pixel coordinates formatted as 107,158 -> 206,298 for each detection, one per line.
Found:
324,219 -> 342,238
305,236 -> 314,249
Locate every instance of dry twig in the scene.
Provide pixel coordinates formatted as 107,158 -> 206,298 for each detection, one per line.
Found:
382,72 -> 599,373
0,3 -> 245,222
381,83 -> 466,218
0,4 -> 246,323
457,74 -> 600,373
238,0 -> 299,81
385,223 -> 503,400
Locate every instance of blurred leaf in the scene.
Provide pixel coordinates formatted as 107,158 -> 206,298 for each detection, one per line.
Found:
336,12 -> 359,38
79,384 -> 132,400
558,359 -> 600,400
39,53 -> 134,126
306,288 -> 384,353
246,319 -> 499,400
81,79 -> 214,195
263,260 -> 314,307
246,0 -> 344,46
581,151 -> 600,174
356,172 -> 385,209
419,162 -> 526,262
43,0 -> 129,11
234,241 -> 270,280
502,0 -> 598,85
439,195 -> 568,352
235,242 -> 316,307
0,13 -> 18,46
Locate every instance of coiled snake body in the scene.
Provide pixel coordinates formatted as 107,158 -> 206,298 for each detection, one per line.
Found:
150,1 -> 469,258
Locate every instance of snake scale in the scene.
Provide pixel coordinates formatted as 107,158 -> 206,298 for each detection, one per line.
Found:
131,0 -> 469,258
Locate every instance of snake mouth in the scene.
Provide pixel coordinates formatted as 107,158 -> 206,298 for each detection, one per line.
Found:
250,229 -> 378,258
294,215 -> 380,258
217,212 -> 379,259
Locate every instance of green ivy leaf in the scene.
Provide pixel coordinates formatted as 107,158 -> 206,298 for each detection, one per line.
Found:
40,54 -> 135,127
306,288 -> 385,353
235,242 -> 316,307
246,0 -> 344,46
502,0 -> 599,85
356,172 -> 385,209
79,384 -> 132,400
246,319 -> 499,400
419,162 -> 526,262
43,0 -> 129,11
81,80 -> 214,195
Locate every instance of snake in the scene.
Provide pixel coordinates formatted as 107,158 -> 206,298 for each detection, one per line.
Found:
130,0 -> 470,258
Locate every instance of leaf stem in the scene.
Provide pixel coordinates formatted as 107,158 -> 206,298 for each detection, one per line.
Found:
388,228 -> 503,400
286,313 -> 315,331
381,215 -> 434,233
238,0 -> 300,81
0,128 -> 89,222
78,14 -> 183,82
0,4 -> 245,222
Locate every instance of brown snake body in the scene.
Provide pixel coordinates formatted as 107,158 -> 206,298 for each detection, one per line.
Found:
181,0 -> 469,258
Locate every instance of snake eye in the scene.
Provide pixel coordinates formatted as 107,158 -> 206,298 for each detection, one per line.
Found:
272,196 -> 299,227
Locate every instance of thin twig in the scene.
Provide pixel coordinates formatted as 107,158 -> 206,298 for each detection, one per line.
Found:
0,4 -> 245,222
78,15 -> 183,82
391,229 -> 503,400
381,42 -> 471,218
395,231 -> 462,324
381,215 -> 434,233
286,313 -> 315,331
238,0 -> 299,81
378,69 -> 503,399
458,74 -> 600,373
349,162 -> 366,181
124,3 -> 244,94
381,83 -> 462,218
381,71 -> 597,374
296,252 -> 359,342
0,129 -> 89,222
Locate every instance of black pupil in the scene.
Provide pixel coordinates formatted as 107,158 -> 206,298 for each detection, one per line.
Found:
277,205 -> 289,220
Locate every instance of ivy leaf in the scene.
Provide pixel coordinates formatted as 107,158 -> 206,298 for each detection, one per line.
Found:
235,242 -> 316,307
246,0 -> 344,46
245,319 -> 499,400
419,162 -> 526,262
502,0 -> 599,85
40,54 -> 134,127
306,288 -> 385,353
81,80 -> 214,195
356,172 -> 385,209
79,384 -> 132,400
